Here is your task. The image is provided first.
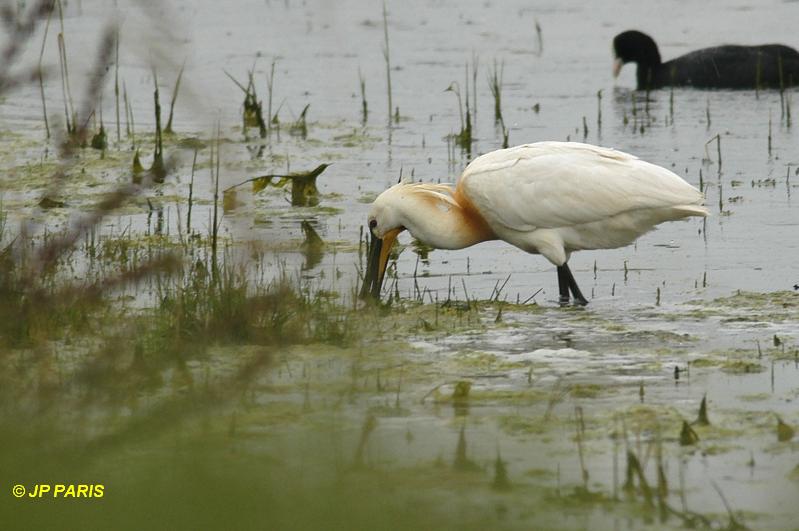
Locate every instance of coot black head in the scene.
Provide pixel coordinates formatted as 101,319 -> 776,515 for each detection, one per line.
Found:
613,30 -> 662,78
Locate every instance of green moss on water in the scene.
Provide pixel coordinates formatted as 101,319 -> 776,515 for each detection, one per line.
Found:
720,360 -> 765,374
690,349 -> 766,374
175,136 -> 207,150
497,415 -> 549,435
701,443 -> 739,456
331,130 -> 382,148
714,290 -> 797,308
452,350 -> 528,371
622,405 -> 682,433
570,383 -> 604,399
737,393 -> 770,402
523,467 -> 555,479
358,192 -> 379,204
434,387 -> 547,406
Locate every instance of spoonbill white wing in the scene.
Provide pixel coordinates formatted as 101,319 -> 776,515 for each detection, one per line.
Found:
459,142 -> 706,232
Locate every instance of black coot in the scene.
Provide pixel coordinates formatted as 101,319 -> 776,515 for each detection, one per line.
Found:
613,30 -> 799,90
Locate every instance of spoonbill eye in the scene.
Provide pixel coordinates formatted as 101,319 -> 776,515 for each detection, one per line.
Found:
369,219 -> 377,230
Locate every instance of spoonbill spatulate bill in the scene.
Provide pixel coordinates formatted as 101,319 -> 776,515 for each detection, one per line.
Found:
360,141 -> 708,305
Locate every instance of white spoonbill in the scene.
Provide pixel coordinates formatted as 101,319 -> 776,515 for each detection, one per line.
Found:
360,141 -> 708,304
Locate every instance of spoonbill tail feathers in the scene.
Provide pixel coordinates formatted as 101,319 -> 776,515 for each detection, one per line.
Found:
360,141 -> 707,304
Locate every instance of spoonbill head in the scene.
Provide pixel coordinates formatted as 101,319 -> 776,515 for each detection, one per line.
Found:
360,141 -> 708,304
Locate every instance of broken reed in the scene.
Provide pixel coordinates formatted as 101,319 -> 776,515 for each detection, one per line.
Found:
266,59 -> 277,135
124,81 -> 134,144
55,0 -> 78,137
768,110 -> 772,156
38,1 -> 54,138
704,134 -> 721,172
382,0 -> 392,126
150,70 -> 166,181
211,126 -> 221,275
786,85 -> 793,128
187,149 -> 198,233
488,58 -> 504,124
114,29 -> 120,144
225,68 -> 267,138
289,104 -> 310,138
445,76 -> 471,152
471,53 -> 479,133
463,63 -> 472,149
486,58 -> 509,147
779,54 -> 785,118
596,89 -> 602,131
164,60 -> 185,134
534,18 -> 543,56
57,32 -> 75,135
358,66 -> 368,123
669,86 -> 674,124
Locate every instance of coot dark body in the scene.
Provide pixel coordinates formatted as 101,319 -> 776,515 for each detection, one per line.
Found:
613,30 -> 799,90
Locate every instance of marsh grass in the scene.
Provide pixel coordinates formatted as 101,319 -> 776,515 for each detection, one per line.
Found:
124,80 -> 135,144
358,66 -> 368,123
164,60 -> 185,135
114,29 -> 120,144
596,89 -> 602,131
1,174 -> 362,530
37,1 -> 53,139
226,68 -> 267,138
57,11 -> 76,137
487,59 -> 510,147
382,0 -> 392,126
266,59 -> 277,135
694,395 -> 710,425
210,128 -> 220,270
148,71 -> 166,181
90,115 -> 107,151
445,79 -> 472,153
533,18 -> 543,56
0,14 -> 364,528
155,253 -> 354,349
488,58 -> 504,124
289,103 -> 310,138
300,219 -> 324,270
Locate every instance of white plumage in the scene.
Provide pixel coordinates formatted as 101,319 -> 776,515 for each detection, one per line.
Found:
460,141 -> 707,265
361,141 -> 708,304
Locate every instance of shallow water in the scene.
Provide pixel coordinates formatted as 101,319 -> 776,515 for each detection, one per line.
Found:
4,0 -> 798,302
1,0 -> 798,529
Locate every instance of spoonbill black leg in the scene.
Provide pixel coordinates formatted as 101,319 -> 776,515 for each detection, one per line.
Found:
557,265 -> 571,305
563,263 -> 588,305
557,264 -> 588,306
